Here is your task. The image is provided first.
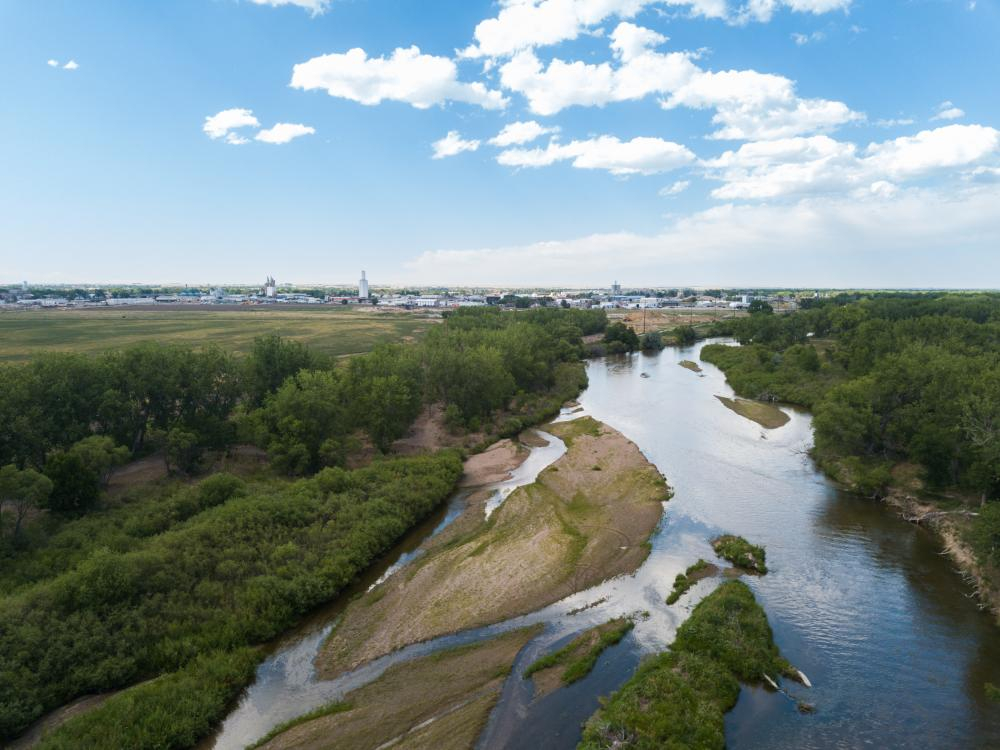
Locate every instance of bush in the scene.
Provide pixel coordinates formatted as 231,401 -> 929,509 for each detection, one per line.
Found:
674,325 -> 697,346
0,452 -> 463,739
166,428 -> 201,475
44,452 -> 100,515
604,323 -> 640,352
640,331 -> 664,351
35,648 -> 260,750
712,535 -> 767,574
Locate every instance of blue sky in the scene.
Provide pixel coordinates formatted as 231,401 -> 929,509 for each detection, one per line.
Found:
1,0 -> 998,287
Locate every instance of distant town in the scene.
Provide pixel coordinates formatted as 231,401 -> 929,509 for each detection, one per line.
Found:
0,272 -> 838,312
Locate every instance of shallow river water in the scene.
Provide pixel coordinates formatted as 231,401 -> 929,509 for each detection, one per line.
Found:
211,341 -> 1000,750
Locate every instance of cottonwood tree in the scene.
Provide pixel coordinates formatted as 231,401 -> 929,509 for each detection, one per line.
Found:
0,464 -> 53,540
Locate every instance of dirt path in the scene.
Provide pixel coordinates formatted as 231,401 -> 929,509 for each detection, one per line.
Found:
257,626 -> 542,750
316,417 -> 669,679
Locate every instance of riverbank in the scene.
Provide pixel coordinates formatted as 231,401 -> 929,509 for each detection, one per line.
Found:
316,416 -> 669,678
701,341 -> 1000,627
818,456 -> 1000,625
254,626 -> 542,750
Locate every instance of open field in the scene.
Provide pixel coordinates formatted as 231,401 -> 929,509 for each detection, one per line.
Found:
609,308 -> 745,335
0,307 -> 438,361
317,417 -> 669,678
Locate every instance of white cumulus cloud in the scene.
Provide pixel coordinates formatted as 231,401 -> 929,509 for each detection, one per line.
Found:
499,24 -> 859,139
432,131 -> 481,159
291,47 -> 507,110
47,59 -> 59,67
497,135 -> 695,175
489,120 -> 559,147
63,60 -> 79,70
255,123 -> 316,144
932,101 -> 965,121
703,124 -> 1000,199
461,0 -> 851,58
203,108 -> 260,141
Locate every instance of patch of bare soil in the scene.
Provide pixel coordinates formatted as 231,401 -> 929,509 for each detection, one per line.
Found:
317,417 -> 668,679
259,626 -> 541,750
460,439 -> 528,487
392,404 -> 485,455
715,395 -> 790,429
106,454 -> 168,492
207,445 -> 270,476
519,430 -> 552,449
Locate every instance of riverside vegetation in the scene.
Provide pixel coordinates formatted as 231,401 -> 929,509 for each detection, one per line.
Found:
523,618 -> 635,696
0,307 -> 607,745
579,581 -> 800,750
701,293 -> 1000,620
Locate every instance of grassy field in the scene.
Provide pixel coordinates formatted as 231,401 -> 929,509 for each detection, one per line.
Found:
609,308 -> 745,335
0,307 -> 438,361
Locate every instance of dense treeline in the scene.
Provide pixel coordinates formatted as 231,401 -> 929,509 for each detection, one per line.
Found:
701,293 -> 1000,574
0,307 -> 606,743
0,307 -> 606,542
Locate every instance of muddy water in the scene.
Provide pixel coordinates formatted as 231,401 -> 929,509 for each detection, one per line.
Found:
211,341 -> 1000,750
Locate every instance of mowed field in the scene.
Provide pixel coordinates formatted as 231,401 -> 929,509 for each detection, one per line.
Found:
0,306 -> 439,362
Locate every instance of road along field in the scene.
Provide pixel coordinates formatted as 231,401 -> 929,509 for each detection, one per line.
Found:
0,306 -> 437,361
316,416 -> 670,679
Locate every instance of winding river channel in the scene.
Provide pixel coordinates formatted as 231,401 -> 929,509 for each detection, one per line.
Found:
209,340 -> 1000,750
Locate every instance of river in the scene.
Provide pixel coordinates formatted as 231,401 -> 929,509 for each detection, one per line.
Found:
211,340 -> 1000,749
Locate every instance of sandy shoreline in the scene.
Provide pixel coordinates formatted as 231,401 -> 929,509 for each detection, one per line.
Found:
316,416 -> 670,679
258,627 -> 542,750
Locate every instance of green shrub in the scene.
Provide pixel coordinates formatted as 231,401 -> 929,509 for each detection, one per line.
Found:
712,535 -> 767,574
36,648 -> 260,750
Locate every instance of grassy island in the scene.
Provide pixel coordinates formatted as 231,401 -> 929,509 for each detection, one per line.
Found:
579,581 -> 799,750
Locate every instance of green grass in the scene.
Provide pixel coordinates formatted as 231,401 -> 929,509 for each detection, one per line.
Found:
35,648 -> 260,750
524,618 -> 634,685
0,308 -> 435,362
666,559 -> 712,605
550,415 -> 602,447
578,581 -> 796,750
247,701 -> 352,749
712,535 -> 768,574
